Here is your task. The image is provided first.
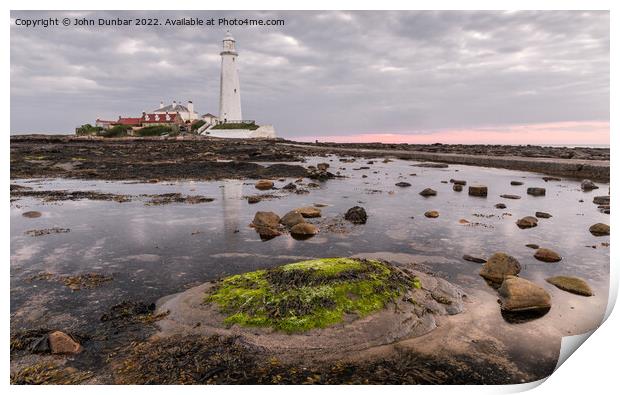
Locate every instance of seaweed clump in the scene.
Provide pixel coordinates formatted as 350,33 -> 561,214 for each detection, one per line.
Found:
205,258 -> 420,332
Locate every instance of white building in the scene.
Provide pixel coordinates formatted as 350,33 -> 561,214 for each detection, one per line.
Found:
218,31 -> 242,122
153,100 -> 198,122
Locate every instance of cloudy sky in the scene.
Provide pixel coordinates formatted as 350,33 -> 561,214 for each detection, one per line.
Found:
10,10 -> 609,144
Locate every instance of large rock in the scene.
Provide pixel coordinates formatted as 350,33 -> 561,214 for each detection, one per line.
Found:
534,248 -> 562,262
589,223 -> 610,236
581,179 -> 599,191
419,188 -> 437,197
344,206 -> 367,224
498,276 -> 551,312
546,276 -> 593,296
593,196 -> 610,205
280,211 -> 306,228
255,226 -> 281,240
527,187 -> 546,196
479,253 -> 521,283
295,206 -> 322,218
252,211 -> 280,228
468,185 -> 488,197
290,223 -> 318,237
48,331 -> 82,354
516,216 -> 538,229
255,180 -> 274,190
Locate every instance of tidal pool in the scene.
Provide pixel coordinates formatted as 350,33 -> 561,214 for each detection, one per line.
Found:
10,155 -> 610,380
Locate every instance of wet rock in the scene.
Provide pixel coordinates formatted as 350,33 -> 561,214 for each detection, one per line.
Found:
395,182 -> 411,187
580,179 -> 599,191
307,182 -> 320,188
280,211 -> 306,228
22,211 -> 42,218
255,226 -> 281,240
534,248 -> 562,262
525,244 -> 540,249
412,163 -> 448,168
479,253 -> 521,283
510,181 -> 524,186
290,223 -> 318,237
468,186 -> 488,197
453,184 -> 463,192
25,228 -> 70,237
252,211 -> 280,228
295,206 -> 322,218
498,276 -> 551,313
546,276 -> 593,296
535,211 -> 552,218
255,180 -> 274,190
317,163 -> 330,171
495,203 -> 507,209
282,183 -> 297,191
516,216 -> 538,229
48,331 -> 82,354
527,187 -> 546,196
500,194 -> 521,200
463,255 -> 486,264
543,177 -> 561,182
344,206 -> 367,224
424,210 -> 439,218
247,196 -> 261,204
419,188 -> 437,197
593,196 -> 610,205
450,179 -> 467,185
589,223 -> 610,236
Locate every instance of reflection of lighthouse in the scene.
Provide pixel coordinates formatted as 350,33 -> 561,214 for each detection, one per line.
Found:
221,180 -> 243,243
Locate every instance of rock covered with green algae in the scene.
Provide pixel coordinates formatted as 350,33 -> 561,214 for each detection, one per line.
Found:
154,257 -> 465,357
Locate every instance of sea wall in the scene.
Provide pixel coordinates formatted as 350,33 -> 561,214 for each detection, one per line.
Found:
207,125 -> 276,139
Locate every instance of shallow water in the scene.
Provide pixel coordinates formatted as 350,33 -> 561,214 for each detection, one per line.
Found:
10,155 -> 610,376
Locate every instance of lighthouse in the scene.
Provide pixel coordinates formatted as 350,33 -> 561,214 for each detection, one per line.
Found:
218,31 -> 242,122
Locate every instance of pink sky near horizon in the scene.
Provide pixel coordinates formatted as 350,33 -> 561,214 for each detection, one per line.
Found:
296,121 -> 610,145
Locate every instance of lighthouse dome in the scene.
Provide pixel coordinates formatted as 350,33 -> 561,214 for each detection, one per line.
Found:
223,31 -> 235,41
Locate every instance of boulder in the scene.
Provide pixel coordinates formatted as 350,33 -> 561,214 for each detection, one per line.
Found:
534,248 -> 562,262
462,255 -> 486,264
500,194 -> 521,200
255,180 -> 274,190
580,179 -> 599,191
247,196 -> 261,204
589,223 -> 610,236
546,276 -> 593,296
295,206 -> 322,218
424,210 -> 439,218
479,252 -> 521,283
344,206 -> 368,224
498,276 -> 551,312
419,188 -> 437,197
468,185 -> 488,197
280,211 -> 306,228
255,226 -> 281,240
252,211 -> 280,229
290,223 -> 318,236
495,203 -> 507,209
527,187 -> 546,196
510,181 -> 524,186
395,182 -> 411,187
593,196 -> 610,205
516,216 -> 538,229
48,331 -> 82,354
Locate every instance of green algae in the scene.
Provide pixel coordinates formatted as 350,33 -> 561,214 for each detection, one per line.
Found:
205,258 -> 420,333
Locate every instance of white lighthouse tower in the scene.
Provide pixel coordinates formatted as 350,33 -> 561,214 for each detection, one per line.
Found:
218,31 -> 242,122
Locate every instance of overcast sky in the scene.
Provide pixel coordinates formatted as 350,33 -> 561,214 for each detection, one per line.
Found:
10,10 -> 609,143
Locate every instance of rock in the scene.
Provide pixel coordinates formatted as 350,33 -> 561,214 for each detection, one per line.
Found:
317,163 -> 330,171
22,211 -> 42,218
453,184 -> 463,192
500,194 -> 521,200
495,203 -> 507,209
395,182 -> 411,187
252,211 -> 280,228
479,253 -> 521,283
412,162 -> 448,168
527,187 -> 546,196
462,255 -> 486,264
282,182 -> 297,191
290,223 -> 318,237
295,206 -> 322,218
525,244 -> 539,249
589,223 -> 610,236
498,276 -> 551,313
424,210 -> 439,218
543,177 -> 561,182
468,185 -> 488,197
280,211 -> 306,228
247,196 -> 261,204
593,196 -> 610,205
535,211 -> 552,218
255,180 -> 274,190
344,206 -> 367,224
510,181 -> 524,186
419,188 -> 437,197
450,179 -> 467,185
546,276 -> 593,296
255,226 -> 281,240
48,331 -> 82,354
516,216 -> 538,229
580,179 -> 599,191
534,248 -> 562,262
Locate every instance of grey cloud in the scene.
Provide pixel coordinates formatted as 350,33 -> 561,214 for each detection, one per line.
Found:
10,10 -> 609,136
